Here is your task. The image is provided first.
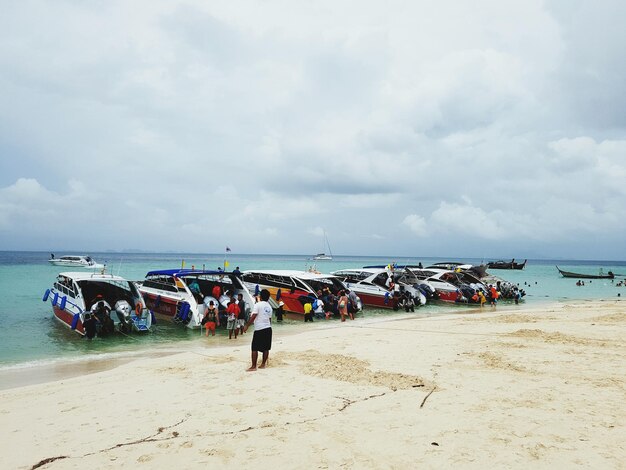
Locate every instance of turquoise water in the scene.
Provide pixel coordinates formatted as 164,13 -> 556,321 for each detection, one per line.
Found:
0,251 -> 624,369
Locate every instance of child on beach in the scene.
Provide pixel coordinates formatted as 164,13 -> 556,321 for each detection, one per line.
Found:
303,301 -> 313,322
478,290 -> 486,307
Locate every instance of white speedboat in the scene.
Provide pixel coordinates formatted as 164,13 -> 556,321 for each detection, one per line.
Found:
48,255 -> 104,269
404,267 -> 486,304
242,270 -> 356,319
137,269 -> 255,328
42,272 -> 152,336
332,268 -> 426,309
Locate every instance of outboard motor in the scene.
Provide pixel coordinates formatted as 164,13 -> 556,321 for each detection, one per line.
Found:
459,285 -> 475,302
114,300 -> 132,331
415,282 -> 436,300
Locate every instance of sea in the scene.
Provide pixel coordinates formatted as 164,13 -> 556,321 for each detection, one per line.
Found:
0,251 -> 624,372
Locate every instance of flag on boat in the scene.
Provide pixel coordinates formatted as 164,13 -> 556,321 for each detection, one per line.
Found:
226,246 -> 231,252
224,260 -> 230,268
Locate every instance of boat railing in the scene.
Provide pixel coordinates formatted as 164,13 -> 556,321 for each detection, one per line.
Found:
50,290 -> 83,313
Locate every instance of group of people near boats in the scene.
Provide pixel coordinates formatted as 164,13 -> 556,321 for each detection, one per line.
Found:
46,260 -> 531,350
299,287 -> 360,322
187,279 -> 250,339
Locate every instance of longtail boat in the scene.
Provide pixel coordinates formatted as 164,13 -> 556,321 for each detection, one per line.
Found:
487,259 -> 527,270
556,266 -> 614,279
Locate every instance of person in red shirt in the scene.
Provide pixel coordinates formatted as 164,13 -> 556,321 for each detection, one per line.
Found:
489,285 -> 499,307
226,297 -> 240,339
212,284 -> 222,301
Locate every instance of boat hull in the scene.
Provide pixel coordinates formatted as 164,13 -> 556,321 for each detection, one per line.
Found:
142,292 -> 180,319
353,291 -> 394,309
254,286 -> 312,317
556,266 -> 614,279
434,289 -> 465,303
53,305 -> 85,335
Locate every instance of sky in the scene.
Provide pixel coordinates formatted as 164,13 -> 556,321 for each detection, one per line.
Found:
1,0 -> 625,260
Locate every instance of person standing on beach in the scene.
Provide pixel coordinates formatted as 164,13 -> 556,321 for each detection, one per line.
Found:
347,289 -> 359,315
275,300 -> 284,322
303,300 -> 313,322
338,290 -> 351,321
226,298 -> 240,339
489,285 -> 499,307
237,293 -> 247,335
202,300 -> 219,336
478,290 -> 486,307
313,297 -> 325,319
244,289 -> 273,371
83,313 -> 97,339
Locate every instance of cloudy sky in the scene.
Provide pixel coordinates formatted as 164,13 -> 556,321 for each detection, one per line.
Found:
1,0 -> 624,260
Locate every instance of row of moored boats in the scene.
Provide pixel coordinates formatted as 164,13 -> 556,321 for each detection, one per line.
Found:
43,257 -> 525,337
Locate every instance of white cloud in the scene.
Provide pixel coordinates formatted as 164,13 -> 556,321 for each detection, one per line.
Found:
0,1 -> 624,259
402,214 -> 428,237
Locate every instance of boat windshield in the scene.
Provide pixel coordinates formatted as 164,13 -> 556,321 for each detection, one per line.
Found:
242,272 -> 297,290
300,276 -> 345,295
180,273 -> 242,297
77,279 -> 135,310
142,275 -> 184,293
333,271 -> 371,283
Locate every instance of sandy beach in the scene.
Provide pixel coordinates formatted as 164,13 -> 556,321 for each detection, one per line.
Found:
1,300 -> 624,469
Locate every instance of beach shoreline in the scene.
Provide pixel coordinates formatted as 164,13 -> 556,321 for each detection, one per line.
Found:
1,299 -> 624,469
0,300 -> 550,390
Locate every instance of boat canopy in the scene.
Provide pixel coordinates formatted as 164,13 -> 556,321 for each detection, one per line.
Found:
145,269 -> 235,277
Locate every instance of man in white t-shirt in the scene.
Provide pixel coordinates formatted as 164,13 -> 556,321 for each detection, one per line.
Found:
243,289 -> 273,371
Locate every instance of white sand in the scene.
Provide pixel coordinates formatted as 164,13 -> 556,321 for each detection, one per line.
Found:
1,301 -> 624,469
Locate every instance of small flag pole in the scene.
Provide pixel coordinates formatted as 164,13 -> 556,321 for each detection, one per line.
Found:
224,246 -> 231,270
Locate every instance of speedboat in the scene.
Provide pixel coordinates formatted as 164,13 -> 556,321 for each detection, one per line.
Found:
241,270 -> 355,319
404,267 -> 486,303
48,255 -> 104,269
137,269 -> 255,328
424,262 -> 488,279
332,268 -> 426,309
42,272 -> 152,336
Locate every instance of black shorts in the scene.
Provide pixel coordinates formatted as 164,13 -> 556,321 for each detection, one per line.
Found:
251,327 -> 272,352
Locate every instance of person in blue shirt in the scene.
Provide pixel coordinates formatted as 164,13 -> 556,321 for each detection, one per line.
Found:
189,280 -> 203,302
